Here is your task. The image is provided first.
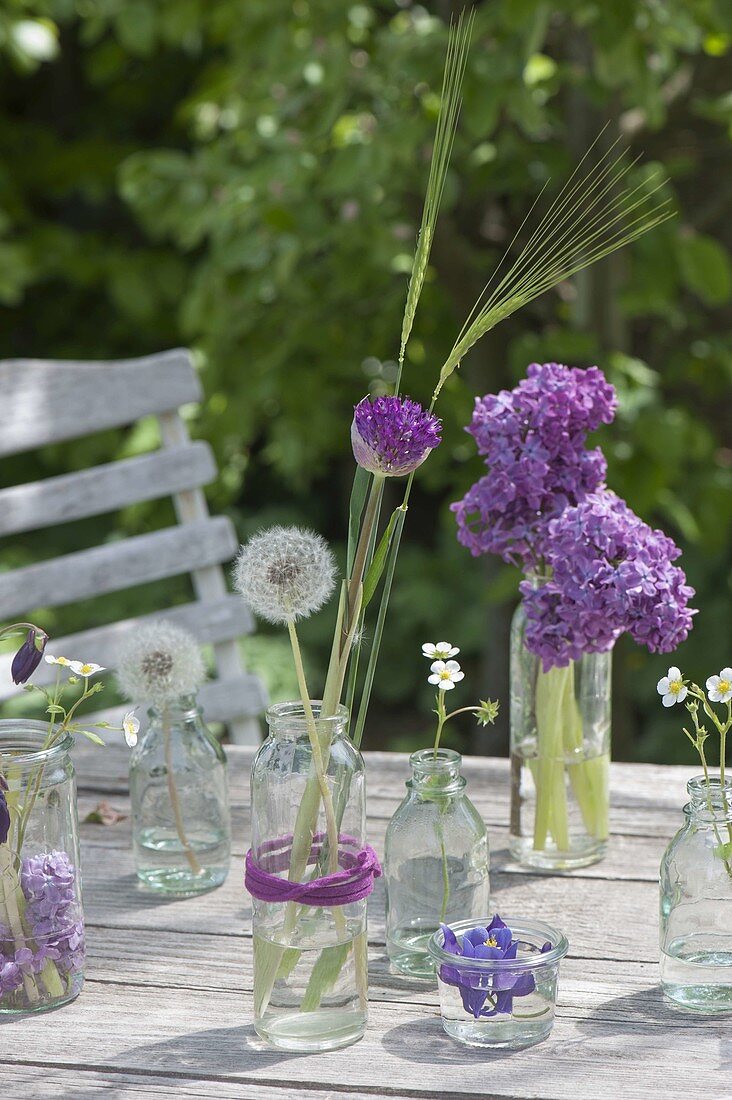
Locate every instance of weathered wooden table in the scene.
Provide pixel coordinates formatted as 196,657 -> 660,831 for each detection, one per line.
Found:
4,744 -> 729,1099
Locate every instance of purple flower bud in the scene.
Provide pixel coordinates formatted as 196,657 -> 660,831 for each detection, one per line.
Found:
11,628 -> 48,685
0,792 -> 9,846
351,396 -> 441,477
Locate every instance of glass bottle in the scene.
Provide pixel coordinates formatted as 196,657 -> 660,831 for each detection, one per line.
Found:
384,748 -> 490,979
660,775 -> 732,1012
0,721 -> 85,1014
509,596 -> 611,870
130,694 -> 230,895
250,702 -> 368,1052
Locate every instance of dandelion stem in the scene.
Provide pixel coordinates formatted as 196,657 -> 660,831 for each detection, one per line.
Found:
286,620 -> 340,876
162,706 -> 202,876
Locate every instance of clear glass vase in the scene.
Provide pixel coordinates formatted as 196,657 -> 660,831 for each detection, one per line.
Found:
0,721 -> 85,1014
130,694 -> 230,895
509,597 -> 611,870
250,701 -> 368,1052
660,775 -> 732,1013
384,748 -> 490,979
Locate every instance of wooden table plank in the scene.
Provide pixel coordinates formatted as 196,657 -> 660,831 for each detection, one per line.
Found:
3,744 -> 726,1100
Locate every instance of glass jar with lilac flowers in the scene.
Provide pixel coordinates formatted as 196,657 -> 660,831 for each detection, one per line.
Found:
0,622 -> 138,1014
384,643 -> 498,978
658,665 -> 732,1013
118,622 -> 231,897
453,364 -> 696,870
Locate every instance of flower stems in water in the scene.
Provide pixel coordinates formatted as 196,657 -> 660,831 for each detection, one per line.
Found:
161,706 -> 202,876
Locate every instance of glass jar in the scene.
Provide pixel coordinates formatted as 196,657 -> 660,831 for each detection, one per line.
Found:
429,916 -> 569,1049
660,775 -> 732,1013
129,694 -> 230,895
250,702 -> 368,1052
384,748 -> 490,979
509,597 -> 611,870
0,721 -> 85,1014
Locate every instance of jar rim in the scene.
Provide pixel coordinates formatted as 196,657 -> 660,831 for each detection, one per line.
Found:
266,700 -> 349,732
409,747 -> 462,770
428,916 -> 569,972
687,774 -> 732,798
0,720 -> 74,767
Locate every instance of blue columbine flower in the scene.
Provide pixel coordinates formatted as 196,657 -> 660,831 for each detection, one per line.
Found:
10,628 -> 48,685
439,915 -> 551,1019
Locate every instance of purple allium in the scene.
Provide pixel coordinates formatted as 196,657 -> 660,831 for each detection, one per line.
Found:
11,628 -> 47,685
451,363 -> 616,568
20,851 -> 85,976
351,395 -> 442,477
520,490 -> 696,669
439,915 -> 551,1019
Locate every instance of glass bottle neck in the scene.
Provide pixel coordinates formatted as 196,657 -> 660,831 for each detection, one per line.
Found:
149,694 -> 201,723
266,700 -> 348,742
684,775 -> 732,825
408,748 -> 465,795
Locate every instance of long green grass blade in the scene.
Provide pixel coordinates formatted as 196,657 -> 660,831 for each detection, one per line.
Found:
395,9 -> 474,392
362,508 -> 399,610
347,466 -> 371,576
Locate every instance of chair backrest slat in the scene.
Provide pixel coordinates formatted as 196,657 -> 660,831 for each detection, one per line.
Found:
0,348 -> 200,456
0,442 -> 217,537
0,516 -> 237,617
80,673 -> 269,734
0,595 -> 253,700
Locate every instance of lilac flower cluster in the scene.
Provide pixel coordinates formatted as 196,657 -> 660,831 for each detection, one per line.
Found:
351,395 -> 442,477
0,851 -> 85,999
521,491 -> 696,669
452,363 -> 616,568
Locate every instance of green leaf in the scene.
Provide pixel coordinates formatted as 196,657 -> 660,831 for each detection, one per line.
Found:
677,234 -> 732,307
362,509 -> 399,610
714,841 -> 732,861
300,942 -> 350,1012
347,466 -> 371,576
74,729 -> 106,746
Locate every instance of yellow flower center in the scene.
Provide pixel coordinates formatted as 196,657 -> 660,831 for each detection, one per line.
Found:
720,680 -> 730,695
486,935 -> 498,947
440,669 -> 452,680
670,679 -> 683,695
79,664 -> 94,674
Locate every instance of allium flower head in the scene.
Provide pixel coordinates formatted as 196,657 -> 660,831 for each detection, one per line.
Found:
452,363 -> 616,568
116,621 -> 206,705
351,395 -> 442,477
233,526 -> 336,626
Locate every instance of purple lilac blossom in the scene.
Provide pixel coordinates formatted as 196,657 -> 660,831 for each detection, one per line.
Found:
520,490 -> 696,670
351,395 -> 442,477
19,851 -> 85,976
451,363 -> 616,568
439,915 -> 551,1018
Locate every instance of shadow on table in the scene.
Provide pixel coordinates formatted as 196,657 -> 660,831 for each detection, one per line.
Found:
381,1017 -> 531,1064
576,983 -> 727,1038
118,1024 -> 303,1074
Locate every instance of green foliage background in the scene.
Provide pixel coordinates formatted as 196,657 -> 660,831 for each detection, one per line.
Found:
1,0 -> 731,762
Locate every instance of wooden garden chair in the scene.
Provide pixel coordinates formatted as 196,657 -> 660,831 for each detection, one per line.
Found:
0,348 -> 267,744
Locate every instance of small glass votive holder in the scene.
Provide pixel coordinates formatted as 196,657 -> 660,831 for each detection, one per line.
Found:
428,916 -> 569,1050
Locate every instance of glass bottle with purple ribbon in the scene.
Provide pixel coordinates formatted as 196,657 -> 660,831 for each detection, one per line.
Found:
0,720 -> 85,1014
247,701 -> 379,1052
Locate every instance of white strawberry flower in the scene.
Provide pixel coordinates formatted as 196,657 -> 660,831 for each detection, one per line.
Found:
656,666 -> 688,708
422,641 -> 460,661
428,659 -> 465,691
44,654 -> 73,667
69,660 -> 106,678
122,711 -> 140,748
706,668 -> 732,705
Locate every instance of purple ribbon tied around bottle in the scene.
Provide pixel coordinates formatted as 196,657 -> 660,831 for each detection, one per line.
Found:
245,832 -> 382,907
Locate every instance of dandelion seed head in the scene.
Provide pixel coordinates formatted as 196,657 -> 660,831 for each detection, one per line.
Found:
116,621 -> 206,705
233,526 -> 337,626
